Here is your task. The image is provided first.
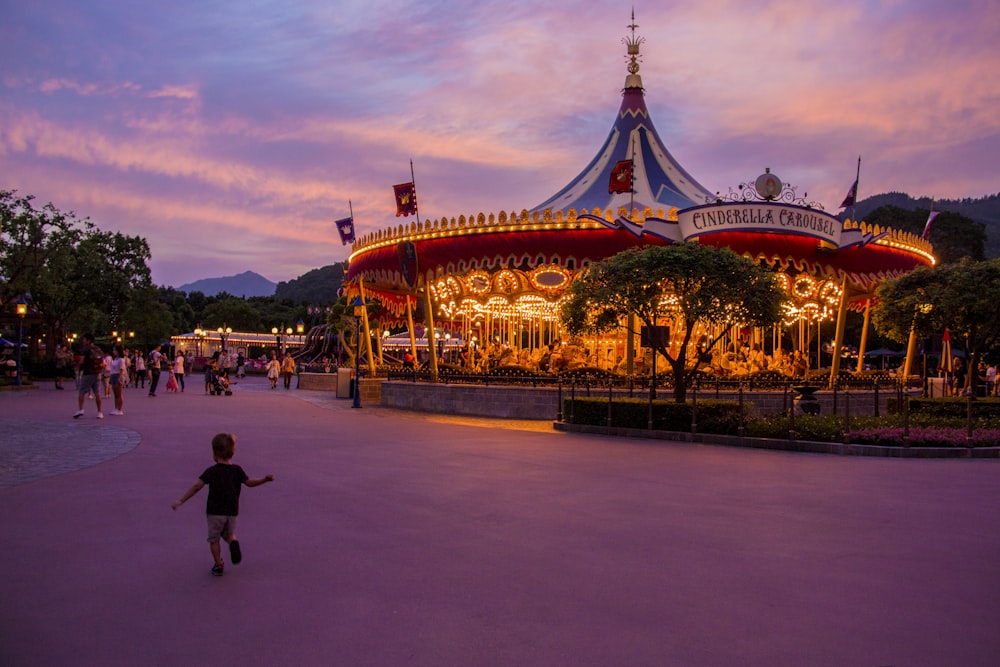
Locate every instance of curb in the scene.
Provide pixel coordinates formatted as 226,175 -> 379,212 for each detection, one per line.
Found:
552,421 -> 1000,458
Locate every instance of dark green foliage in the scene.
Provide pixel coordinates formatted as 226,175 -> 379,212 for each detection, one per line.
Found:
744,414 -> 845,441
274,263 -> 346,304
900,397 -> 1000,419
563,397 -> 748,434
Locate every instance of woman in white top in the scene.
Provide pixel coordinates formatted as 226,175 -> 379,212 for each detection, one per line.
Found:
134,351 -> 146,388
109,346 -> 127,415
174,352 -> 186,392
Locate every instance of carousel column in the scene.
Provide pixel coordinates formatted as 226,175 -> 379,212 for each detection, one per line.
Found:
359,280 -> 376,375
856,298 -> 872,372
828,276 -> 850,387
406,297 -> 418,362
422,282 -> 439,377
902,324 -> 919,384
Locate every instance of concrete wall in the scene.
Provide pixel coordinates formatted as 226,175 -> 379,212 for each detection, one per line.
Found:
377,382 -> 902,420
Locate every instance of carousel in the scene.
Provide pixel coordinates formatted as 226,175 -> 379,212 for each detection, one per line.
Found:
344,16 -> 934,382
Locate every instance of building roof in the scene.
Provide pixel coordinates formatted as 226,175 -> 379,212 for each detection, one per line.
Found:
530,21 -> 714,216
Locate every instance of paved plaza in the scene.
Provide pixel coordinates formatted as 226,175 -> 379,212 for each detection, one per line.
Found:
2,376 -> 999,666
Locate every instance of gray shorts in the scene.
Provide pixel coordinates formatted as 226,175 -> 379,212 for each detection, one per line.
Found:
78,374 -> 100,395
206,514 -> 237,543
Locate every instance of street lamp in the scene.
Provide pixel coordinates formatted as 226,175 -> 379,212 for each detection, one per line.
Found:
217,325 -> 232,353
15,299 -> 27,386
194,328 -> 205,356
351,296 -> 364,408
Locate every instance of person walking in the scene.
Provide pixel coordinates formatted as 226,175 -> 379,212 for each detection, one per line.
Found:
134,350 -> 146,389
174,350 -> 186,392
108,345 -> 126,415
171,432 -> 275,577
266,351 -> 280,389
54,343 -> 71,390
281,353 -> 296,390
148,345 -> 163,396
72,333 -> 104,419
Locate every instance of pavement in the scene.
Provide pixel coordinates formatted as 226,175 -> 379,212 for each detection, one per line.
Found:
2,376 -> 999,667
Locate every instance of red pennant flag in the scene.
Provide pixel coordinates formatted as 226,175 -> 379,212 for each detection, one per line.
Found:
839,179 -> 858,208
609,160 -> 633,194
922,211 -> 940,240
393,182 -> 418,217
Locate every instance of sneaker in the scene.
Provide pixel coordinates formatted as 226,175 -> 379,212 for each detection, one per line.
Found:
109,410 -> 124,416
229,540 -> 242,565
211,563 -> 224,577
73,410 -> 84,419
97,412 -> 104,419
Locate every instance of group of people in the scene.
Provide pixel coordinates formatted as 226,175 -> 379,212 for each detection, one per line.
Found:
65,337 -> 195,419
264,350 -> 296,389
939,358 -> 999,397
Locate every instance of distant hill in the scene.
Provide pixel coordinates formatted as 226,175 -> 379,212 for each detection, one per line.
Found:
177,271 -> 276,297
274,263 -> 347,304
845,192 -> 1000,258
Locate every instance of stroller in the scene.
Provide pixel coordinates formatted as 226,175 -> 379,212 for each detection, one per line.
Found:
205,365 -> 232,396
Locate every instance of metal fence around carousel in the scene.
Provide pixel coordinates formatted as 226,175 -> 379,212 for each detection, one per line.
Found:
379,366 -> 915,394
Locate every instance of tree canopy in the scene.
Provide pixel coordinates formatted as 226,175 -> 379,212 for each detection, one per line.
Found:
562,243 -> 786,402
874,258 -> 1000,389
864,205 -> 985,264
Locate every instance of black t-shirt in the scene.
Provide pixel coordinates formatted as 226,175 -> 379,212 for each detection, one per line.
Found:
199,463 -> 249,516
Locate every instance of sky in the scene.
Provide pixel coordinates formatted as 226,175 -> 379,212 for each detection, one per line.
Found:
2,0 -> 998,289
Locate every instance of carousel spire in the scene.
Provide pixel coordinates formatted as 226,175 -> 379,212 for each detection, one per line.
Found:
623,8 -> 644,90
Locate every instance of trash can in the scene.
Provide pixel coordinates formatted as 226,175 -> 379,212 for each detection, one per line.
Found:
927,377 -> 947,398
336,368 -> 354,398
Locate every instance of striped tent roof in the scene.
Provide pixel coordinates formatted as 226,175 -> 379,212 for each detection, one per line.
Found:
530,66 -> 714,216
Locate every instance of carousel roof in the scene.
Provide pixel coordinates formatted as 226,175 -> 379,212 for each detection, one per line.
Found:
529,20 -> 714,215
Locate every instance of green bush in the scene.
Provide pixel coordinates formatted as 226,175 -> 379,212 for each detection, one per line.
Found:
562,397 -> 749,434
744,414 -> 845,441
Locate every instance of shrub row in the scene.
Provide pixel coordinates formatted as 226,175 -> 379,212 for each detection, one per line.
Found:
562,397 -> 1000,447
563,397 -> 749,434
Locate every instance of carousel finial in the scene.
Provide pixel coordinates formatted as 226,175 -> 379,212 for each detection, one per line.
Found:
623,8 -> 645,89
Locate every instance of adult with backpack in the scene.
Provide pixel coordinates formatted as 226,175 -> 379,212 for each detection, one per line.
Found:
72,333 -> 105,419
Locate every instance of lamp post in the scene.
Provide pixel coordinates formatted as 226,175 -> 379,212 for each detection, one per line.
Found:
15,299 -> 27,386
351,297 -> 364,408
194,328 -> 205,357
217,325 -> 232,353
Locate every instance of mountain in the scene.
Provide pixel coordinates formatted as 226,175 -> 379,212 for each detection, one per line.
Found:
274,263 -> 347,304
177,271 -> 276,297
845,192 -> 1000,258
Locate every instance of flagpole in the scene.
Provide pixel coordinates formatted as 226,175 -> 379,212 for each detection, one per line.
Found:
851,155 -> 861,222
348,199 -> 353,221
410,159 -> 421,226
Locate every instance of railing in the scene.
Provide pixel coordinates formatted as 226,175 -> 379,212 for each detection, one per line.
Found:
381,367 -> 912,394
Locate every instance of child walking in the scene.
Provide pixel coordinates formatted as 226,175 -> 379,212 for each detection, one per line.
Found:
171,432 -> 274,576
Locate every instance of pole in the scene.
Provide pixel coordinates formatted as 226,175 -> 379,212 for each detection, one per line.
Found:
15,314 -> 24,386
352,315 -> 362,409
856,298 -> 872,372
410,160 -> 421,227
423,284 -> 438,378
359,279 -> 376,376
829,275 -> 850,386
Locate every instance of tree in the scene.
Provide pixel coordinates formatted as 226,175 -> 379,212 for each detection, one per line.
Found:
562,243 -> 786,402
200,296 -> 263,332
1,190 -> 153,354
865,205 -> 985,264
874,258 -> 1000,394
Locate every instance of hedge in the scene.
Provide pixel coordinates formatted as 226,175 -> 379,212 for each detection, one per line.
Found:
562,397 -> 749,434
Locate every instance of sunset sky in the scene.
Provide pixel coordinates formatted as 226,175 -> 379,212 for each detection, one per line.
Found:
3,1 -> 998,288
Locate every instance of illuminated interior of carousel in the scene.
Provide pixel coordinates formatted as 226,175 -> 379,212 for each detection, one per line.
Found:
344,16 -> 935,382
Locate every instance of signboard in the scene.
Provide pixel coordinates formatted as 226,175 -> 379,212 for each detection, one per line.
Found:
640,325 -> 670,348
580,201 -> 883,251
677,203 -> 842,246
